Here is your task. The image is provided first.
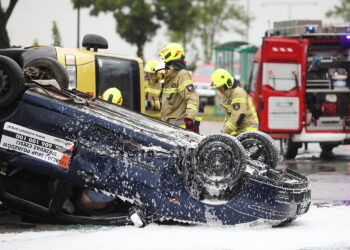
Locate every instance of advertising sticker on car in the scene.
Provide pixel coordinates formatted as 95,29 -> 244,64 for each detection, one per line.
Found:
0,122 -> 74,169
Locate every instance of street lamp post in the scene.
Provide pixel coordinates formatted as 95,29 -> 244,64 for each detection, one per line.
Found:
246,0 -> 250,43
77,0 -> 80,48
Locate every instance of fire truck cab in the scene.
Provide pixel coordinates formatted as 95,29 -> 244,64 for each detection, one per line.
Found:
247,20 -> 350,159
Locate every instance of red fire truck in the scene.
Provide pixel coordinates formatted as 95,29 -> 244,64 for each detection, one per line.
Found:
247,20 -> 350,159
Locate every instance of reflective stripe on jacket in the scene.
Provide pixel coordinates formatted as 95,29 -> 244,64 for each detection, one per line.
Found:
221,87 -> 259,135
161,69 -> 199,122
145,78 -> 162,112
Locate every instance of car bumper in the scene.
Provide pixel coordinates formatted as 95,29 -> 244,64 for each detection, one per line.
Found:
293,128 -> 350,143
157,169 -> 311,225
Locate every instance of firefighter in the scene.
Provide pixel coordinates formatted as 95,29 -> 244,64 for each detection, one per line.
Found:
159,43 -> 201,133
144,60 -> 162,117
211,69 -> 259,135
101,87 -> 123,105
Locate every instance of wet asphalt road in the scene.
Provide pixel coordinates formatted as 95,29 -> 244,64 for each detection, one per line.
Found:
201,121 -> 350,203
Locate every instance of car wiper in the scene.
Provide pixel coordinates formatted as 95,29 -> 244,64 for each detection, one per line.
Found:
26,80 -> 88,105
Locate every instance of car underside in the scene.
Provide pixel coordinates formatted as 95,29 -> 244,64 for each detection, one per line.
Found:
0,55 -> 311,227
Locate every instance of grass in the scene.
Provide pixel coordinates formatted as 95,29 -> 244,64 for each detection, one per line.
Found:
203,105 -> 225,122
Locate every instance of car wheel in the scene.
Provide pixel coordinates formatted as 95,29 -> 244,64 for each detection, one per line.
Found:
23,57 -> 69,89
280,138 -> 300,160
191,133 -> 247,199
237,131 -> 279,169
0,55 -> 25,109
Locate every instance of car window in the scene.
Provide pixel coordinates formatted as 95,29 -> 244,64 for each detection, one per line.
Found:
96,56 -> 140,110
195,65 -> 215,77
263,62 -> 300,92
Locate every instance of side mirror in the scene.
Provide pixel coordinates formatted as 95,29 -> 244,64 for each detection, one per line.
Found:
82,34 -> 108,52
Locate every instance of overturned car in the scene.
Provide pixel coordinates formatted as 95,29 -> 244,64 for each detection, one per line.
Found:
0,55 -> 311,227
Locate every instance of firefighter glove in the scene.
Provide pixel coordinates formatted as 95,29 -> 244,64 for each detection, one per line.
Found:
184,118 -> 195,131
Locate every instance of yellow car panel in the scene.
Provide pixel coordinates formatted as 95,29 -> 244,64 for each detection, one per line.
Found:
55,47 -> 96,95
54,47 -> 145,113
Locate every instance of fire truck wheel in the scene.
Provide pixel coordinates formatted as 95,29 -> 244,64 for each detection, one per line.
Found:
0,55 -> 25,110
319,142 -> 339,152
23,57 -> 69,89
280,139 -> 301,159
192,134 -> 247,196
237,131 -> 278,169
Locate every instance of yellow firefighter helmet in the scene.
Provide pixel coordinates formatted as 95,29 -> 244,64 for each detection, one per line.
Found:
102,87 -> 123,105
159,43 -> 185,63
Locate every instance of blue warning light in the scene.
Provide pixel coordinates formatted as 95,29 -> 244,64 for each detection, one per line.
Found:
306,25 -> 317,33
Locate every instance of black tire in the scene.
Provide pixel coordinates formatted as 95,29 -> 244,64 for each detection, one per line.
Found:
280,139 -> 300,160
319,142 -> 339,152
192,133 -> 247,193
237,131 -> 279,169
0,55 -> 25,109
23,57 -> 69,89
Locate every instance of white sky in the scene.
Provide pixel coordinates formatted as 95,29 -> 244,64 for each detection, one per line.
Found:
4,0 -> 342,63
1,205 -> 350,250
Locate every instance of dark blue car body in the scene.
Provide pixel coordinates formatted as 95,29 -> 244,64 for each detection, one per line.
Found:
0,88 -> 311,226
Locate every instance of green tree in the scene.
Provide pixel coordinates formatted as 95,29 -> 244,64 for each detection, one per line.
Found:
155,0 -> 200,51
0,0 -> 18,48
71,0 -> 159,60
71,0 -> 249,62
326,0 -> 350,22
195,0 -> 249,62
52,21 -> 62,46
155,0 -> 250,62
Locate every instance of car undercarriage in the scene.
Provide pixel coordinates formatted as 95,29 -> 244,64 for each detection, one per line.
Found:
0,54 -> 311,227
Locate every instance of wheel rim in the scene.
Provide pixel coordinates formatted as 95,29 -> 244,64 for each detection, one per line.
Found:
0,68 -> 10,99
240,138 -> 269,164
195,139 -> 244,190
201,142 -> 233,179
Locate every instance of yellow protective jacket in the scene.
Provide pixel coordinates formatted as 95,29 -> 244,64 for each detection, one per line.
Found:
221,87 -> 259,135
161,69 -> 199,122
145,78 -> 162,111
